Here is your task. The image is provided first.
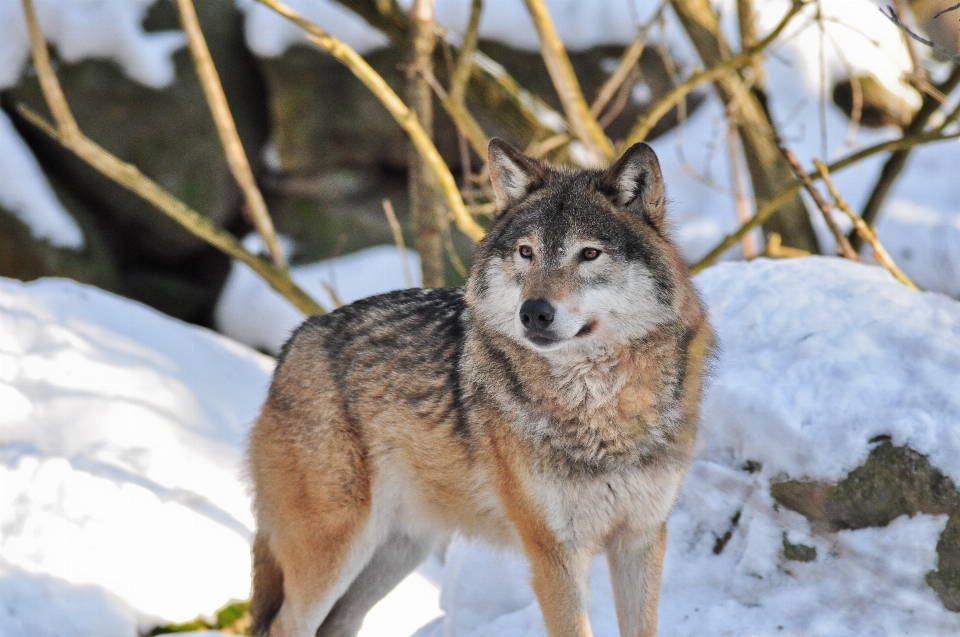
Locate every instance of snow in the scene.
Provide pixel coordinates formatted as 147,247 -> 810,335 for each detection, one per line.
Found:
0,276 -> 271,632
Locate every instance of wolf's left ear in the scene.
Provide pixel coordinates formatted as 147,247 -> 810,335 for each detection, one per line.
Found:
487,138 -> 546,214
599,142 -> 665,227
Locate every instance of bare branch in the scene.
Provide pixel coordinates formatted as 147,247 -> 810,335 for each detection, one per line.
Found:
622,0 -> 805,148
879,5 -> 960,65
781,147 -> 859,260
382,199 -> 414,288
591,36 -> 646,119
522,0 -> 614,163
813,160 -> 918,289
175,0 -> 286,268
255,0 -> 485,242
690,128 -> 960,273
20,0 -> 79,140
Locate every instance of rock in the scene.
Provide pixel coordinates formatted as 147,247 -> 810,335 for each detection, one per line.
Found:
771,439 -> 960,611
832,74 -> 917,128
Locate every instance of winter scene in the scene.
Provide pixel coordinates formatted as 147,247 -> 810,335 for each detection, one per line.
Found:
1,0 -> 959,636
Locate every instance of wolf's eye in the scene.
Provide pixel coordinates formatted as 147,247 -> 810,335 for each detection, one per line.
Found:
581,247 -> 601,261
519,245 -> 533,259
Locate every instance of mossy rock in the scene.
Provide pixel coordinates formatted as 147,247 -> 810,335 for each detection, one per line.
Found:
771,440 -> 960,611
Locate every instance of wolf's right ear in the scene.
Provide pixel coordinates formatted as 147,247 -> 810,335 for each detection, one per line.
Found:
487,138 -> 546,214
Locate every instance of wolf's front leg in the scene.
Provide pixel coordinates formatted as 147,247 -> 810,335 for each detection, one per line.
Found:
524,538 -> 594,637
606,523 -> 667,637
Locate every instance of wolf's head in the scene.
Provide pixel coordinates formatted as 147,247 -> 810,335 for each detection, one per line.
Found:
467,138 -> 691,357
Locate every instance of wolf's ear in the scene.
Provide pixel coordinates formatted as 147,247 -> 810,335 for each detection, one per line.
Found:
599,142 -> 665,227
487,138 -> 546,214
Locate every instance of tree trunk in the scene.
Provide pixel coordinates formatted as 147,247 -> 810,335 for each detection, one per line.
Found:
671,0 -> 821,253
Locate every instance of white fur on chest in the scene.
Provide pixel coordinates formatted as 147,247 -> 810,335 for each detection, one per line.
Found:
525,463 -> 686,548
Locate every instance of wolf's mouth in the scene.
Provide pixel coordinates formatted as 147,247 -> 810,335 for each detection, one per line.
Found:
526,334 -> 560,347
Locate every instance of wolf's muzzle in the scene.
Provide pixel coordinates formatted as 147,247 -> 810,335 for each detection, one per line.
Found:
519,298 -> 559,345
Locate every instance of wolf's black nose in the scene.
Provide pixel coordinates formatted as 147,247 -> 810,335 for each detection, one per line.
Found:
519,298 -> 555,330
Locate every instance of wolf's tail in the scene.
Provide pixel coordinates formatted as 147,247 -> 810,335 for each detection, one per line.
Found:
251,532 -> 284,637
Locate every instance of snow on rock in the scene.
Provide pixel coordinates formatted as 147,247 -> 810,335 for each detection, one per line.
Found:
0,0 -> 185,90
0,110 -> 83,248
418,257 -> 960,637
215,242 -> 421,354
0,276 -> 273,633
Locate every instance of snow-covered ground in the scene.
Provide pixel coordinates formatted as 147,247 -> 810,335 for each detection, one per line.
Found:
4,255 -> 960,636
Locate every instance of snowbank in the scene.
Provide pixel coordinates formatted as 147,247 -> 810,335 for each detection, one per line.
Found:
418,257 -> 960,637
215,243 -> 421,353
0,275 -> 441,637
0,277 -> 271,634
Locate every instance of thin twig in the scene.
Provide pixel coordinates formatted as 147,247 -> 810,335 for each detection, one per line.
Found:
440,0 -> 488,158
254,0 -> 484,242
853,63 -> 960,250
591,36 -> 646,118
175,0 -> 286,268
726,126 -> 758,258
20,0 -> 79,140
813,160 -> 918,289
319,280 -> 344,309
622,0 -> 806,148
934,2 -> 960,20
879,5 -> 960,65
522,0 -> 614,163
781,147 -> 859,260
690,127 -> 960,272
382,199 -> 414,288
18,0 -> 323,315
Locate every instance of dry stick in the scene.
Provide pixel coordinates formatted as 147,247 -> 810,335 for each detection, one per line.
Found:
598,66 -> 641,129
255,0 -> 484,242
853,63 -> 960,250
591,36 -> 646,118
813,160 -> 918,290
781,147 -> 859,260
689,128 -> 960,273
17,0 -> 323,316
727,127 -> 758,258
621,0 -> 804,148
175,0 -> 286,268
442,0 -> 489,160
880,5 -> 960,65
522,0 -> 614,163
382,199 -> 414,288
327,0 -> 565,158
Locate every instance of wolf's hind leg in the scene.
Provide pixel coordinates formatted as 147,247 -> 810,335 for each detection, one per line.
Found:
316,531 -> 435,637
606,523 -> 667,637
267,520 -> 379,637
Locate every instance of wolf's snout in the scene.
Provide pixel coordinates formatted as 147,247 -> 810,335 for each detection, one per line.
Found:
519,298 -> 555,330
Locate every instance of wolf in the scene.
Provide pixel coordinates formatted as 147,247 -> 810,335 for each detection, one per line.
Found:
247,138 -> 714,637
